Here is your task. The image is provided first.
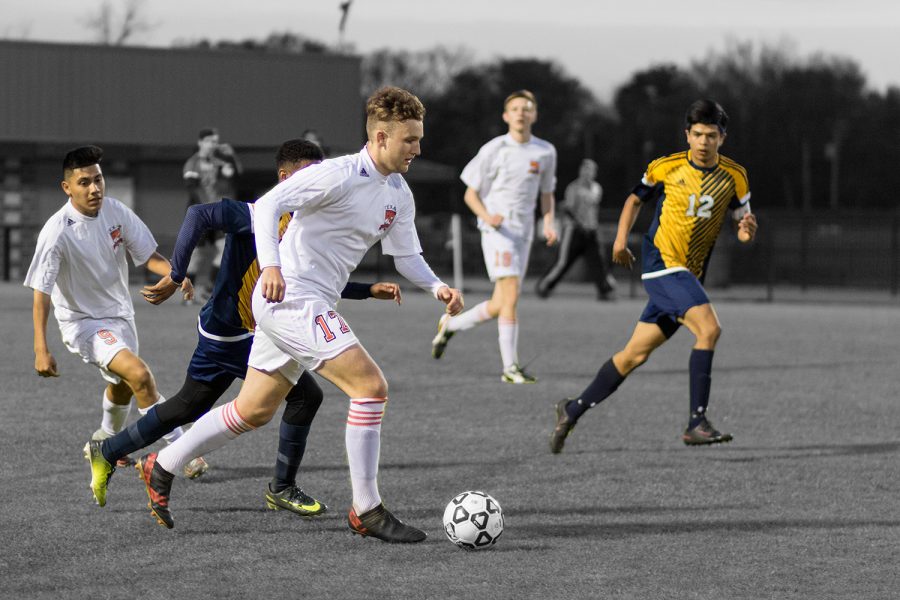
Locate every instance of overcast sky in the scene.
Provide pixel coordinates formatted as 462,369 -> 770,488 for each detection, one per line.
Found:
5,0 -> 900,101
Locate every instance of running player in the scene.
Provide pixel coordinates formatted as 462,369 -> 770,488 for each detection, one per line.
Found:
26,146 -> 195,484
549,99 -> 758,453
431,89 -> 557,383
86,139 -> 400,516
134,87 -> 463,542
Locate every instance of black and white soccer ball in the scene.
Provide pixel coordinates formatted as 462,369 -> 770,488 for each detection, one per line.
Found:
442,490 -> 504,550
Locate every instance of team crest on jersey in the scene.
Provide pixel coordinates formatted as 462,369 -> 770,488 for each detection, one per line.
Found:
108,225 -> 124,250
378,205 -> 397,232
528,160 -> 540,174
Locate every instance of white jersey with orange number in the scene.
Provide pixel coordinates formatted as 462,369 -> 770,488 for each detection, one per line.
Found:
253,146 -> 423,307
460,133 -> 557,235
24,197 -> 157,323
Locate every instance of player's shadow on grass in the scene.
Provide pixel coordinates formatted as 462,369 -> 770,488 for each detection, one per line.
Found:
710,441 -> 900,462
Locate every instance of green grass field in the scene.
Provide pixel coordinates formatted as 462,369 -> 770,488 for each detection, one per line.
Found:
1,282 -> 898,599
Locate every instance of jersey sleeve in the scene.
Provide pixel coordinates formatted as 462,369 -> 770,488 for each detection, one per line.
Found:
460,140 -> 498,197
254,162 -> 339,269
381,191 -> 423,257
340,282 -> 373,300
183,155 -> 199,180
23,222 -> 62,294
169,200 -> 251,282
728,166 -> 752,219
631,159 -> 665,202
539,145 -> 557,194
120,202 -> 158,266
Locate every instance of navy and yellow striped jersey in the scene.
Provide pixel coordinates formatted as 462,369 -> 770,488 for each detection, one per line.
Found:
634,151 -> 751,280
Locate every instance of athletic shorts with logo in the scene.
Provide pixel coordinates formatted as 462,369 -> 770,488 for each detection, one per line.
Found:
58,317 -> 139,384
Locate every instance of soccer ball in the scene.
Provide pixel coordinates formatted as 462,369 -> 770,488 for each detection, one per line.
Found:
442,490 -> 504,550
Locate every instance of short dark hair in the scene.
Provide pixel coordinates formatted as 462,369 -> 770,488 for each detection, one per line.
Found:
63,145 -> 103,176
276,139 -> 325,170
684,99 -> 728,133
198,127 -> 218,139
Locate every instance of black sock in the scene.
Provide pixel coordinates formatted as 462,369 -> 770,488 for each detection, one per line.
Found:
271,422 -> 311,492
566,358 -> 626,420
101,407 -> 164,464
689,349 -> 714,428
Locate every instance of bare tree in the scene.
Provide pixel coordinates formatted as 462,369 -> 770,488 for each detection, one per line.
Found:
84,0 -> 156,45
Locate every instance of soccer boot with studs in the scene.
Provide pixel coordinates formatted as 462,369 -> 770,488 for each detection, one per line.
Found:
136,452 -> 175,529
183,456 -> 210,480
82,428 -> 135,467
549,398 -> 577,454
86,440 -> 115,507
431,314 -> 454,359
682,418 -> 733,446
348,503 -> 427,543
501,364 -> 537,384
265,483 -> 328,518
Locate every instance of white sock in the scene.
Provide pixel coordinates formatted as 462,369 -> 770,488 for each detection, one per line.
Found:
447,300 -> 492,333
100,391 -> 131,436
138,394 -> 185,444
345,398 -> 387,514
498,317 -> 519,370
157,400 -> 254,476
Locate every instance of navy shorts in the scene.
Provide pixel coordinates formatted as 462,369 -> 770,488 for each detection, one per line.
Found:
187,332 -> 252,383
638,270 -> 710,338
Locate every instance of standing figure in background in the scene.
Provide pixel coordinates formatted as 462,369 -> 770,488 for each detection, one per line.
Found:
183,127 -> 242,300
431,89 -> 558,384
536,158 -> 617,300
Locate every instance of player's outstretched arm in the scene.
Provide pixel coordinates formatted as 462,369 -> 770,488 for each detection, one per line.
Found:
370,282 -> 402,304
142,274 -> 194,305
31,290 -> 58,377
612,193 -> 643,268
736,212 -> 757,243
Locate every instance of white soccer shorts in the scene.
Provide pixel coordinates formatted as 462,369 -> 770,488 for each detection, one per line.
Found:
58,317 -> 139,384
480,223 -> 534,281
248,295 -> 360,385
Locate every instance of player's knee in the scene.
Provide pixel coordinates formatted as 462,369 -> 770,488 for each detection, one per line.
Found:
128,366 -> 155,395
283,383 -> 324,426
697,323 -> 722,347
360,374 -> 388,399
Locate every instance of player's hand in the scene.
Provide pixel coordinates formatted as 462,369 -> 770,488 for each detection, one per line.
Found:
34,351 -> 59,377
737,213 -> 757,243
543,222 -> 558,246
370,282 -> 402,305
436,286 -> 464,316
141,275 -> 180,305
612,240 -> 635,269
180,277 -> 195,301
484,213 -> 504,229
260,266 -> 286,303
220,163 -> 235,178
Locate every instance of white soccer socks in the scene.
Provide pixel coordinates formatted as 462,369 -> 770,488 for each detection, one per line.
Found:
100,391 -> 132,436
447,300 -> 492,333
345,398 -> 387,514
156,400 -> 255,475
498,317 -> 519,370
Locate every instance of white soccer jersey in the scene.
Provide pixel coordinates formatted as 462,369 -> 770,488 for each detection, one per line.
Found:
460,133 -> 557,229
24,197 -> 157,322
254,147 -> 423,306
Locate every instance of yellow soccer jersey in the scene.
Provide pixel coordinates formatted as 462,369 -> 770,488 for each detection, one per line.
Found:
636,151 -> 750,280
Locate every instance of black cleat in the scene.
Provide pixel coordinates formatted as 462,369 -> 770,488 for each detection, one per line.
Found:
136,453 -> 175,529
550,398 -> 577,454
348,503 -> 427,543
682,418 -> 733,446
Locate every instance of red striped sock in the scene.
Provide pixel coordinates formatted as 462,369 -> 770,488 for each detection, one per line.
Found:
346,397 -> 386,513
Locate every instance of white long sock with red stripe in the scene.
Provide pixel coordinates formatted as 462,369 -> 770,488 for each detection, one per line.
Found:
156,400 -> 255,476
345,397 -> 386,513
498,317 -> 519,370
447,300 -> 492,332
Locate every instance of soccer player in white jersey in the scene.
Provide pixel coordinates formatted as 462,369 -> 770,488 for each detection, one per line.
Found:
135,87 -> 464,543
431,89 -> 558,384
25,146 -> 205,493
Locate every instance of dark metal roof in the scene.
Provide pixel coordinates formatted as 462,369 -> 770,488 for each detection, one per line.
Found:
0,40 -> 362,150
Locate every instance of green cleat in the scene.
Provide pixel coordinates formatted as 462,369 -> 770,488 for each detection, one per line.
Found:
501,364 -> 537,384
265,484 -> 328,518
86,440 -> 115,507
431,314 -> 454,359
